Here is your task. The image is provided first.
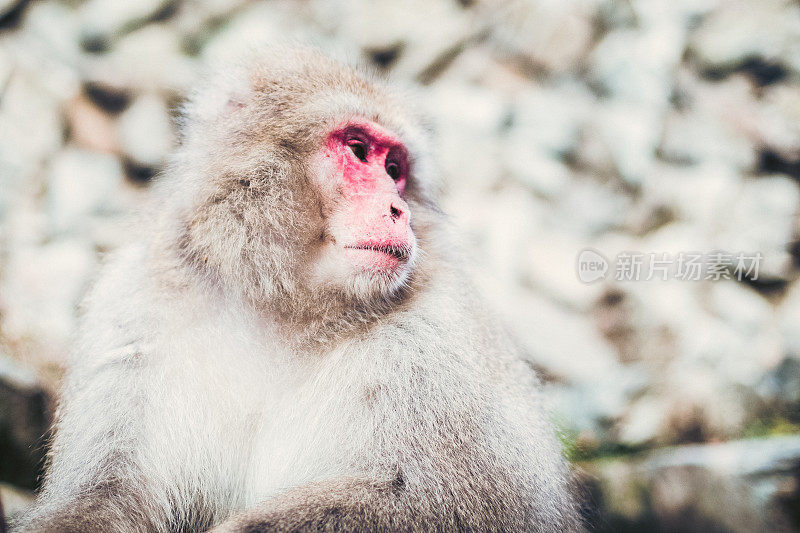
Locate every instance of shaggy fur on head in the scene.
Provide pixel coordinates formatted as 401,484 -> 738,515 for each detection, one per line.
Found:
158,48 -> 439,345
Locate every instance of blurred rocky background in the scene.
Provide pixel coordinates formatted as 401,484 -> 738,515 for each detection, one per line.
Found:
2,0 -> 800,530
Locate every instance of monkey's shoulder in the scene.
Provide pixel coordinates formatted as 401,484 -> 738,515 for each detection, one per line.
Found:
365,283 -> 533,384
70,244 -> 173,371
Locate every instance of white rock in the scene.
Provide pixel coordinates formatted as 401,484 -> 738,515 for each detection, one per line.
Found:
86,24 -> 197,95
430,45 -> 504,88
501,85 -> 596,197
618,394 -> 668,446
777,281 -> 800,354
700,284 -> 784,386
628,0 -> 716,28
554,178 -> 630,236
714,176 -> 799,278
664,73 -> 762,170
658,108 -> 758,171
616,271 -> 704,329
594,268 -> 705,367
506,289 -> 624,385
500,288 -> 647,433
459,186 -> 551,291
0,67 -> 63,186
491,0 -> 595,74
504,146 -> 571,198
639,163 -> 740,229
587,232 -> 640,270
0,482 -> 35,523
706,282 -> 774,338
617,272 -> 781,392
0,0 -> 18,18
590,267 -> 779,436
591,0 -> 712,103
46,147 -> 125,235
759,84 -> 800,157
14,1 -> 83,95
118,94 -> 175,169
524,229 -> 606,310
309,0 -> 476,81
0,239 -> 96,361
0,351 -> 39,389
647,434 -> 800,478
690,0 -> 800,71
676,314 -> 779,390
172,0 -> 252,39
660,359 -> 756,438
587,101 -> 662,187
638,169 -> 797,278
510,85 -> 592,157
550,361 -> 647,435
200,2 -> 318,66
425,82 -> 507,192
78,0 -> 174,44
589,25 -> 685,106
1,190 -> 47,253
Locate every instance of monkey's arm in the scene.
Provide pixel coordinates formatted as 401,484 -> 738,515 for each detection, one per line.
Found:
209,468 -> 581,533
13,345 -> 171,533
15,485 -> 157,533
208,477 -> 417,533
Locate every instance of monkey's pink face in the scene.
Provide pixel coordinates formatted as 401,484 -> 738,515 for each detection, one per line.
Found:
311,121 -> 418,297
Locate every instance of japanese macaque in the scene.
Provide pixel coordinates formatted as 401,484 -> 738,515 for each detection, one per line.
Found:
16,47 -> 581,532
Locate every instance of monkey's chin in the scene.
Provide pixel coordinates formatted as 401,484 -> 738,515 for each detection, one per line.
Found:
346,248 -> 413,288
310,241 -> 416,302
347,263 -> 412,303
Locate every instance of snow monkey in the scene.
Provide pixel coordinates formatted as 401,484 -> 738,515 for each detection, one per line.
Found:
17,47 -> 581,532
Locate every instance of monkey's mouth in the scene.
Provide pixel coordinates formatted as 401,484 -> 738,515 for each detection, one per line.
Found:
344,243 -> 411,262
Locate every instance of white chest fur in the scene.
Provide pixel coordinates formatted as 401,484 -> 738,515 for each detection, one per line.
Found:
143,309 -> 377,514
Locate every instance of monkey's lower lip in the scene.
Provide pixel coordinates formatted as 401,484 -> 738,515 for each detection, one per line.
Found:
344,244 -> 410,262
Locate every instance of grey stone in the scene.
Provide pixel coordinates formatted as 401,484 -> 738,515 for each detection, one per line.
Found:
117,94 -> 175,170
0,482 -> 35,523
0,353 -> 53,490
589,436 -> 800,532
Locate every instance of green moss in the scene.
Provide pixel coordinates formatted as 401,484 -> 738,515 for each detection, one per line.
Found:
556,425 -> 647,463
742,416 -> 800,439
572,442 -> 648,463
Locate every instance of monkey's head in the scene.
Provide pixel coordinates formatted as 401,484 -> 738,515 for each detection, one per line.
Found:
308,119 -> 419,297
164,47 -> 441,329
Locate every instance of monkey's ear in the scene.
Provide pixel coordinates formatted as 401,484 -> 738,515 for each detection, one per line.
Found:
186,57 -> 252,124
224,99 -> 246,113
190,94 -> 243,125
189,85 -> 249,125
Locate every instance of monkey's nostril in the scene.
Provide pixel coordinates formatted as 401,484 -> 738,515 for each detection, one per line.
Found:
390,204 -> 402,222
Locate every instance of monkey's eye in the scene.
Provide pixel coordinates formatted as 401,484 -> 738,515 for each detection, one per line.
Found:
385,161 -> 401,181
347,140 -> 368,162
